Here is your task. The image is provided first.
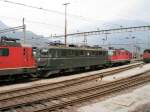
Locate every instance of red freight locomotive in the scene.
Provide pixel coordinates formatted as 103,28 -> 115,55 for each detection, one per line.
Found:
143,49 -> 150,63
0,37 -> 36,76
107,49 -> 132,65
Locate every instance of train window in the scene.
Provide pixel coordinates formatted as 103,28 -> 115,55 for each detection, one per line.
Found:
96,51 -> 99,56
61,50 -> 67,57
55,50 -> 59,58
49,50 -> 54,58
98,51 -> 102,56
89,51 -> 92,56
0,48 -> 9,56
99,51 -> 103,55
94,51 -> 96,55
108,51 -> 113,56
32,48 -> 37,57
144,50 -> 150,53
80,50 -> 84,56
102,51 -> 106,56
95,51 -> 98,56
91,51 -> 96,56
75,50 -> 79,56
87,51 -> 90,56
72,50 -> 76,56
32,47 -> 39,57
68,50 -> 74,56
50,50 -> 56,58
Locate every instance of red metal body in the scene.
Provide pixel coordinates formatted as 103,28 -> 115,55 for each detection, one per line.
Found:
107,49 -> 132,64
0,43 -> 36,76
143,49 -> 150,63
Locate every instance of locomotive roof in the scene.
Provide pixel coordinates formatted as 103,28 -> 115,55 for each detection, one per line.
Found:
108,49 -> 129,52
0,42 -> 22,47
0,42 -> 32,47
41,46 -> 106,51
144,49 -> 150,53
21,44 -> 32,47
144,49 -> 150,51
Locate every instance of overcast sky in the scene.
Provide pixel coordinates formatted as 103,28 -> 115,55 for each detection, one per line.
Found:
0,0 -> 149,36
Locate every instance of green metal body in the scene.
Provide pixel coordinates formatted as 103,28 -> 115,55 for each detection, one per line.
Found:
36,47 -> 108,74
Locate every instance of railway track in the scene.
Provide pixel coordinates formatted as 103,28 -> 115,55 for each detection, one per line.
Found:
0,63 -> 141,101
34,71 -> 150,112
0,62 -> 145,112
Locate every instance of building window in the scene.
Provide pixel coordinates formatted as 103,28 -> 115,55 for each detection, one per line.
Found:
0,48 -> 9,56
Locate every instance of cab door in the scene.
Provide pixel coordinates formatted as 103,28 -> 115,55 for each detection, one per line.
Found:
23,48 -> 29,67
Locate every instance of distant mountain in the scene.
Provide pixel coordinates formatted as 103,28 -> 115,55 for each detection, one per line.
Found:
0,20 -> 50,47
66,19 -> 150,53
0,21 -> 8,29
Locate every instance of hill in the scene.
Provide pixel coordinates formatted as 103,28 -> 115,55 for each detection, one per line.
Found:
0,21 -> 49,47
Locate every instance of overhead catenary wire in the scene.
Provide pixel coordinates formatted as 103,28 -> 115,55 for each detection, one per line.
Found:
0,16 -> 64,29
0,0 -> 131,37
53,25 -> 150,37
0,0 -> 126,31
100,43 -> 145,46
0,26 -> 24,34
0,0 -> 97,22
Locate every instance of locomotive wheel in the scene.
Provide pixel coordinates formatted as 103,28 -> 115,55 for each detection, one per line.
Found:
28,73 -> 37,78
39,70 -> 60,78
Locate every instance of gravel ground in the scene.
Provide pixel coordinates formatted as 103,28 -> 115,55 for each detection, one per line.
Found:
77,83 -> 150,112
129,101 -> 150,112
56,63 -> 150,112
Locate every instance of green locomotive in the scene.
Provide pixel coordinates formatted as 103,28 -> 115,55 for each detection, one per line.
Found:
36,47 -> 108,77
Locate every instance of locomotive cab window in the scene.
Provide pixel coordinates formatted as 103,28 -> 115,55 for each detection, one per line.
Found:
0,48 -> 9,56
144,50 -> 150,53
32,49 -> 37,57
108,51 -> 113,56
102,51 -> 107,56
40,49 -> 49,56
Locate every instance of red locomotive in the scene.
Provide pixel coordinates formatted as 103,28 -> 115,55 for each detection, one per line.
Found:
143,49 -> 150,63
107,49 -> 132,65
0,37 -> 36,76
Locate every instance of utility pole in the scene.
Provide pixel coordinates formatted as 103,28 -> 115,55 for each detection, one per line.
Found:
63,3 -> 70,47
148,36 -> 150,48
132,36 -> 136,58
83,33 -> 87,48
23,18 -> 26,44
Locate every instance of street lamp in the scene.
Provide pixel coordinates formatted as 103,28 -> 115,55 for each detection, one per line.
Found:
63,3 -> 70,47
